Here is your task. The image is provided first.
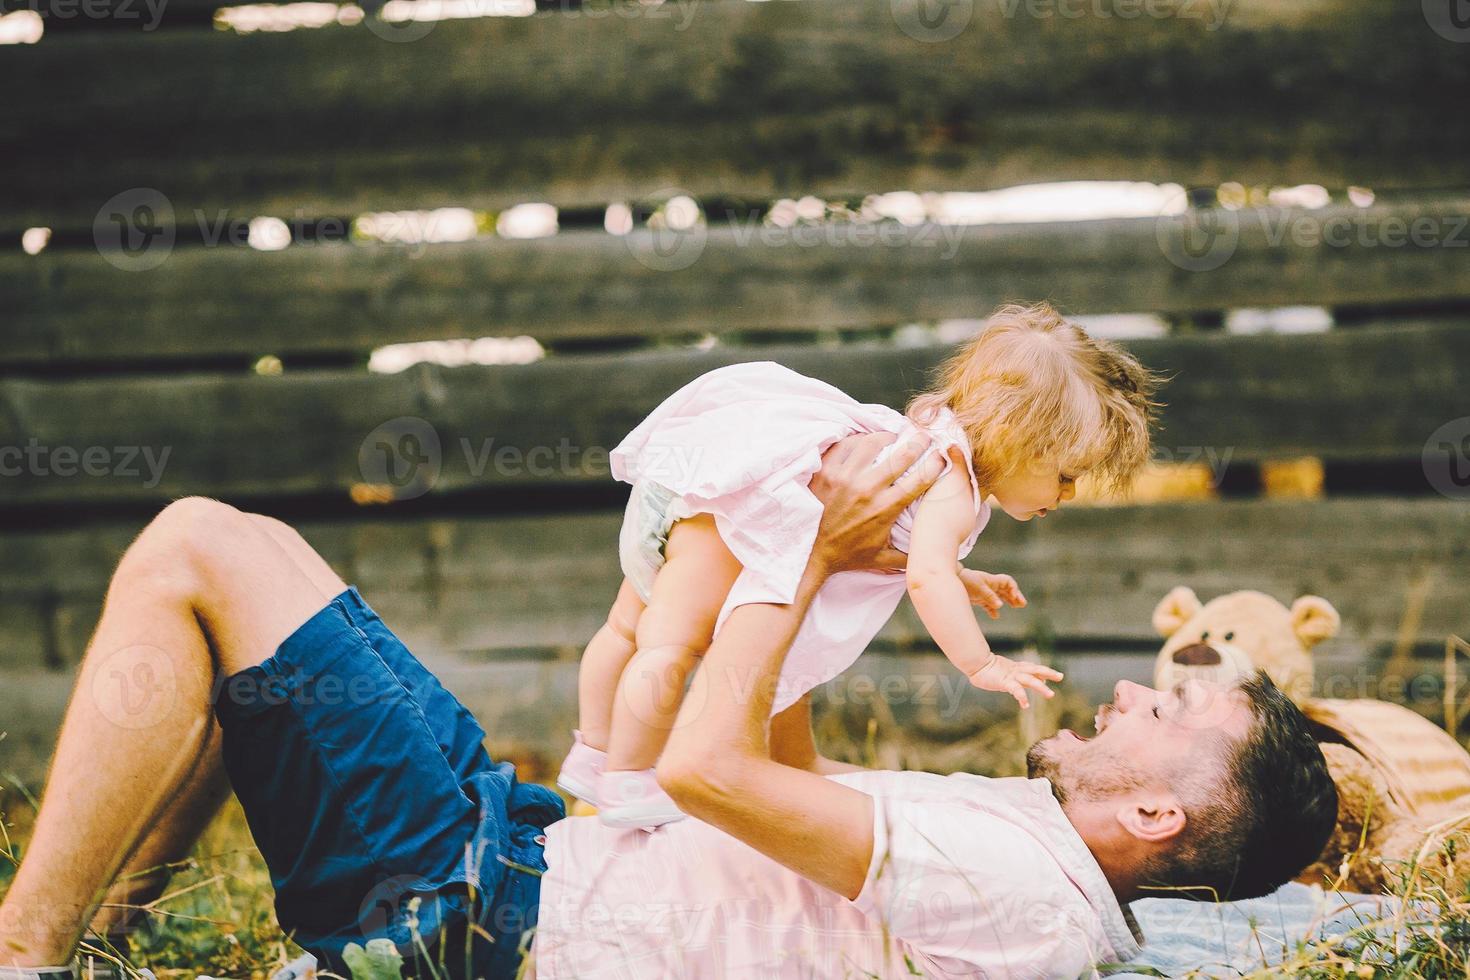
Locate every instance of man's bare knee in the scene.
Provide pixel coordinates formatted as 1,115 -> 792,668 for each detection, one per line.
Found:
145,497 -> 243,548
247,511 -> 293,538
247,514 -> 347,597
136,505 -> 340,675
246,513 -> 319,564
119,497 -> 245,591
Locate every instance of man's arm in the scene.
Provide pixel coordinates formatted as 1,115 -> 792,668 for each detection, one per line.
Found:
657,433 -> 946,900
769,696 -> 868,776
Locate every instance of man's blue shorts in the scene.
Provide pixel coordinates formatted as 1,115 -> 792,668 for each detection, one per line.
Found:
212,587 -> 564,980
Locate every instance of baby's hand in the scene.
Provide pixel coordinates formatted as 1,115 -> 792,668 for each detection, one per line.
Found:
966,655 -> 1063,709
958,568 -> 1027,620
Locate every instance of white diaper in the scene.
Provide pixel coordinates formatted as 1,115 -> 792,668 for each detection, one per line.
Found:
617,479 -> 697,602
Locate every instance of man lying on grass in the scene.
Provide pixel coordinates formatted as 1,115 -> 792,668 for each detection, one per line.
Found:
0,433 -> 1336,980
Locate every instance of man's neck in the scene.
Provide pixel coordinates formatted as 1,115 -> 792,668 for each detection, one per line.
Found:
1064,803 -> 1148,904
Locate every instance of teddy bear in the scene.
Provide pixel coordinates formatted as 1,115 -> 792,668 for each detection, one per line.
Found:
1151,586 -> 1470,894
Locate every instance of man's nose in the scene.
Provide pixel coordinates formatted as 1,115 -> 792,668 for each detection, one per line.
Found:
1060,482 -> 1076,502
1113,679 -> 1150,710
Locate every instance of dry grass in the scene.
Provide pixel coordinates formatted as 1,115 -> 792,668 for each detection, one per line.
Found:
0,790 -> 299,980
1228,822 -> 1470,979
2,694 -> 1469,979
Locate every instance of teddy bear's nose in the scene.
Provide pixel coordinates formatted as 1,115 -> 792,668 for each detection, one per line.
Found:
1171,643 -> 1222,666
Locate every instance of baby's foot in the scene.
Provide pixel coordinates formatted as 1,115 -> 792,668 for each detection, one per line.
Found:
596,769 -> 686,830
556,730 -> 607,806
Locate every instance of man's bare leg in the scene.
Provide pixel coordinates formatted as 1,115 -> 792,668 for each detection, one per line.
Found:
0,500 -> 347,967
84,513 -> 346,952
79,721 -> 231,951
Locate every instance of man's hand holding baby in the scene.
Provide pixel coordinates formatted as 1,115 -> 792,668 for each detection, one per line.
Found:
807,432 -> 947,575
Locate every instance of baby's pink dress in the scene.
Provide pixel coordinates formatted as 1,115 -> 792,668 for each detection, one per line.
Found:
610,362 -> 990,713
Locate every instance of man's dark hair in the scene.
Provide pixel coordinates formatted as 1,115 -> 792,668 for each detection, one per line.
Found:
1145,670 -> 1338,901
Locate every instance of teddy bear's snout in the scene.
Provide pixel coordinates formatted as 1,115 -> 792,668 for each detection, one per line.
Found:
1171,643 -> 1222,666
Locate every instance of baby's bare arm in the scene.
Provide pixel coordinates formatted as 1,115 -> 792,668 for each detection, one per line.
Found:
906,466 -> 994,676
907,466 -> 1063,707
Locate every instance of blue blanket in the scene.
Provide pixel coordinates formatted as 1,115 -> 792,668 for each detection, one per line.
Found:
1109,883 -> 1398,977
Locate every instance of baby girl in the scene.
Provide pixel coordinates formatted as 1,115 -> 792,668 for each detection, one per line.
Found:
559,302 -> 1159,827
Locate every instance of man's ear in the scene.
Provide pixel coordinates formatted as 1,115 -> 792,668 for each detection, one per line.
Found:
1291,595 -> 1340,648
1152,586 -> 1202,638
1116,794 -> 1187,844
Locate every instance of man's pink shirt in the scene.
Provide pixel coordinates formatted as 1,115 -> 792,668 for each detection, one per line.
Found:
533,770 -> 1145,979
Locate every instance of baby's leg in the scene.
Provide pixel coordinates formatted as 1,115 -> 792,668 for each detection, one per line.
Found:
575,578 -> 647,751
607,513 -> 743,772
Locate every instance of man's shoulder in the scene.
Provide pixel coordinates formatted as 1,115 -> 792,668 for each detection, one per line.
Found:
841,770 -> 1081,887
844,771 -> 1117,978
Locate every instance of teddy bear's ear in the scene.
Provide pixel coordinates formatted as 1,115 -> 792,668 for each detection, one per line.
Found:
1291,595 -> 1340,648
1153,586 -> 1202,638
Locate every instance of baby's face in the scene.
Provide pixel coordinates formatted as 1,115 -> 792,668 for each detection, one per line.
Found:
988,459 -> 1077,520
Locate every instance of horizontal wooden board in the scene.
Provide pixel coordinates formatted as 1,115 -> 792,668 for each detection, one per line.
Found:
6,202 -> 1470,367
4,0 -> 1468,229
1,324 -> 1463,508
1,498 -> 1464,672
0,0 -> 1350,36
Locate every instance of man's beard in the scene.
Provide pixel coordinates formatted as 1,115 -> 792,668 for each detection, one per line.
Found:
1026,735 -> 1151,810
1025,739 -> 1070,806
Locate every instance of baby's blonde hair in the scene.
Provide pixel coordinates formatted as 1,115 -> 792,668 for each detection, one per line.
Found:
907,302 -> 1161,494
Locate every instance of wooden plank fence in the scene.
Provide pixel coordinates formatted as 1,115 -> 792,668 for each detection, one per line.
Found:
4,498 -> 1466,672
3,0 -> 1468,784
7,202 -> 1470,367
0,0 -> 1354,26
2,322 -> 1467,509
3,0 -> 1469,230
